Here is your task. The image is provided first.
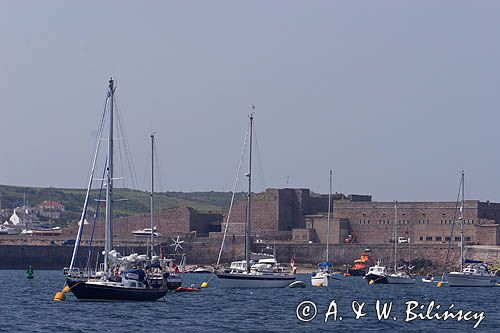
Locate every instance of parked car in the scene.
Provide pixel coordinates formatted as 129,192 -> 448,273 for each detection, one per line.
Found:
62,239 -> 75,246
398,237 -> 409,243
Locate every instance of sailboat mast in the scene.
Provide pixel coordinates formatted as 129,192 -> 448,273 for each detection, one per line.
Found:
460,170 -> 465,271
394,200 -> 398,273
104,78 -> 115,272
150,133 -> 155,258
245,113 -> 254,274
49,186 -> 53,230
326,170 -> 332,263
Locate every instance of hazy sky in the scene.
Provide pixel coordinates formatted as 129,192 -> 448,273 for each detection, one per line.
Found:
1,1 -> 500,202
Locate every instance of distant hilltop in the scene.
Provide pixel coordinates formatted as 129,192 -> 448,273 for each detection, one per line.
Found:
0,184 -> 245,226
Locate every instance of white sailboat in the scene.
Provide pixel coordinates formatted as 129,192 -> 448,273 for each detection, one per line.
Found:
445,171 -> 496,287
387,201 -> 416,284
149,133 -> 182,290
311,170 -> 336,287
216,112 -> 296,288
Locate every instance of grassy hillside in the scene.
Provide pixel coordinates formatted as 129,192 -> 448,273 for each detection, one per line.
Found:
0,184 -> 245,221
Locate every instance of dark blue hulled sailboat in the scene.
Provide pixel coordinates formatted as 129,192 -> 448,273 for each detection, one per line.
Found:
64,79 -> 167,301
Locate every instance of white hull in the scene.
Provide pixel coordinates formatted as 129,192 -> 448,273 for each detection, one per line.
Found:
386,275 -> 416,284
446,273 -> 496,287
311,272 -> 333,287
216,273 -> 295,288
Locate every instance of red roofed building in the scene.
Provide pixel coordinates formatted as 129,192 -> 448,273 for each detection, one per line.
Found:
36,201 -> 65,211
36,200 -> 65,219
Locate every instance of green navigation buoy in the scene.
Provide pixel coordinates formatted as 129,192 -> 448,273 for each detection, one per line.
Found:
26,265 -> 34,279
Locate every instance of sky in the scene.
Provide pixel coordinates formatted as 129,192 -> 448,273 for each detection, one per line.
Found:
1,1 -> 500,202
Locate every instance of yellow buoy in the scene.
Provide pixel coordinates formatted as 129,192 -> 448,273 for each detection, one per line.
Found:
437,281 -> 443,288
54,291 -> 66,301
63,285 -> 71,293
369,280 -> 375,285
200,281 -> 209,288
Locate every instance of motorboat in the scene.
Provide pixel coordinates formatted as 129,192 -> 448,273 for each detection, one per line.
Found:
347,249 -> 373,276
364,262 -> 388,284
132,228 -> 161,237
311,262 -> 334,287
217,256 -> 296,288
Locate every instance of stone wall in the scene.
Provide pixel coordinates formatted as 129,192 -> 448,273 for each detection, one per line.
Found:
1,242 -> 498,271
222,191 -> 279,236
317,200 -> 500,246
269,243 -> 465,273
62,207 -> 222,241
474,224 -> 500,246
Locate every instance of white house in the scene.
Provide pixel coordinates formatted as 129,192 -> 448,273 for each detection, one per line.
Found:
9,207 -> 36,226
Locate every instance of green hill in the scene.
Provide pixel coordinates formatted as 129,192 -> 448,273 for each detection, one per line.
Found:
0,185 -> 245,223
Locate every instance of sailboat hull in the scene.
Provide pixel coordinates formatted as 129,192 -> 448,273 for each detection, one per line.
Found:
445,273 -> 496,287
216,273 -> 295,288
67,280 -> 167,301
386,275 -> 416,284
311,272 -> 334,287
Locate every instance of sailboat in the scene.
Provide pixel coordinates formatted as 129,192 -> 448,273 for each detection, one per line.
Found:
386,201 -> 415,284
445,171 -> 496,287
311,170 -> 335,287
216,113 -> 296,288
65,79 -> 168,301
149,133 -> 182,290
365,201 -> 415,284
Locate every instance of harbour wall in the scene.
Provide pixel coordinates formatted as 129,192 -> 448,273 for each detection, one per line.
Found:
1,240 -> 496,272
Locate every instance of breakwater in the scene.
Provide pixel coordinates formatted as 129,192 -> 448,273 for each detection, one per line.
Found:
1,239 -> 497,272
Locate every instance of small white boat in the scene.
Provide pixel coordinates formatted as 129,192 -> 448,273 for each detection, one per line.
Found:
311,262 -> 334,287
387,271 -> 416,284
132,228 -> 161,237
421,274 -> 435,283
288,280 -> 306,288
193,267 -> 214,274
0,226 -> 19,235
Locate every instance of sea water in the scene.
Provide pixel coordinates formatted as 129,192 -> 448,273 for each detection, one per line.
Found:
0,271 -> 498,332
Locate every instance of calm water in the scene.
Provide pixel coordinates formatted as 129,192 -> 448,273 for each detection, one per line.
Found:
0,271 -> 498,332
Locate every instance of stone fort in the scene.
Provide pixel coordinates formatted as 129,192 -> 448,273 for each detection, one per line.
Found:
65,188 -> 500,247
